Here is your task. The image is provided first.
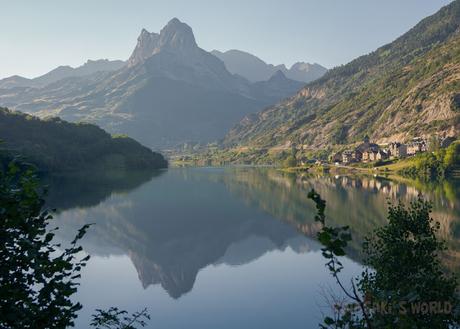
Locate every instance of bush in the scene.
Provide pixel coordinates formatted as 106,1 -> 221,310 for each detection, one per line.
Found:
308,190 -> 460,328
0,162 -> 90,328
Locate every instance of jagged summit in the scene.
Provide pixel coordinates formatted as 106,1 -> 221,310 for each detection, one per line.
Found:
159,17 -> 197,50
128,29 -> 160,67
128,18 -> 197,67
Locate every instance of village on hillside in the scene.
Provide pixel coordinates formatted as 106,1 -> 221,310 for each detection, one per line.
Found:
325,135 -> 456,165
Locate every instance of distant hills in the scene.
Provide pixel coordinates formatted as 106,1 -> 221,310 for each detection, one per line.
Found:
224,0 -> 460,152
0,59 -> 125,89
211,49 -> 327,83
0,108 -> 167,172
0,18 -> 315,149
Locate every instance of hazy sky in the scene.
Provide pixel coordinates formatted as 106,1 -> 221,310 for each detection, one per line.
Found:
0,0 -> 453,79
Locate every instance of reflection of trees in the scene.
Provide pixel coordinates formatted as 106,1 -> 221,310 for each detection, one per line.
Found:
215,169 -> 460,271
43,169 -> 164,211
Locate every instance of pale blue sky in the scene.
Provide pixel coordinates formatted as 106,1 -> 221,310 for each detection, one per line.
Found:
0,0 -> 453,79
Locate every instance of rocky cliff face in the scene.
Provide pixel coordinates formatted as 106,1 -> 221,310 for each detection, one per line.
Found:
128,29 -> 161,67
128,18 -> 198,67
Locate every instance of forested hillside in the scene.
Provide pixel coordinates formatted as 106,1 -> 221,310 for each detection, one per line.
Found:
0,108 -> 167,172
225,1 -> 460,151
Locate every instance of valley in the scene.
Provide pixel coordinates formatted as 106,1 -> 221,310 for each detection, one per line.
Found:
2,2 -> 460,328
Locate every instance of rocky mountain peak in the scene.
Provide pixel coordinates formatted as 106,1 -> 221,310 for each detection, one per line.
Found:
158,18 -> 197,50
128,18 -> 197,67
291,62 -> 312,71
128,28 -> 160,67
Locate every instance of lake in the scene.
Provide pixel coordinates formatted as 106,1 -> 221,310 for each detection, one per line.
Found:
46,167 -> 460,329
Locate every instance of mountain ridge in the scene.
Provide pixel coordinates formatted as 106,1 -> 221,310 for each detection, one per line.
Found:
211,49 -> 327,83
224,0 -> 460,153
0,59 -> 126,89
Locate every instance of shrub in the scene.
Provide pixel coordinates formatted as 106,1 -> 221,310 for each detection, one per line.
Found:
308,190 -> 460,328
0,162 -> 90,328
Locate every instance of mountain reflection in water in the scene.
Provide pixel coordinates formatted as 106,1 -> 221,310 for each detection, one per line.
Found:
49,168 -> 320,299
47,168 -> 460,329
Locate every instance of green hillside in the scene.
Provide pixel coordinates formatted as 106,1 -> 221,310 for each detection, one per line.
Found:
224,1 -> 460,153
0,108 -> 167,172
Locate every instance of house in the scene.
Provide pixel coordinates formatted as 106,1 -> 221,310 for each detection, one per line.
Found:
375,150 -> 389,161
342,150 -> 362,163
406,143 -> 421,156
388,142 -> 407,158
406,137 -> 427,155
363,150 -> 378,162
342,151 -> 354,164
369,150 -> 379,161
362,150 -> 371,162
356,135 -> 379,153
358,136 -> 381,162
352,150 -> 363,162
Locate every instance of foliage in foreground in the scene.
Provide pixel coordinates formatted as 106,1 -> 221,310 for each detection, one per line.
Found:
0,162 -> 91,328
91,307 -> 150,329
0,162 -> 150,329
308,190 -> 460,328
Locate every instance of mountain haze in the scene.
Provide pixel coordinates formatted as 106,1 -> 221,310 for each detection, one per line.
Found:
0,59 -> 125,89
225,1 -> 460,151
0,19 -> 303,149
211,49 -> 327,83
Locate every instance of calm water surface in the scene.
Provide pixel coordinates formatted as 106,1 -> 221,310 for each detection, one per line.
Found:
47,168 -> 460,329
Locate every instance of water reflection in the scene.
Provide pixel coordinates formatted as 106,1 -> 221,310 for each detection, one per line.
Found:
215,169 -> 460,269
47,168 -> 460,328
50,168 -> 460,300
50,168 -> 319,299
43,169 -> 165,211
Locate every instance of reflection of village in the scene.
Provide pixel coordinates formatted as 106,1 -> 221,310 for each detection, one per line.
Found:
292,172 -> 460,260
295,172 -> 456,209
324,174 -> 460,269
222,168 -> 460,270
332,175 -> 422,200
327,135 -> 455,164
